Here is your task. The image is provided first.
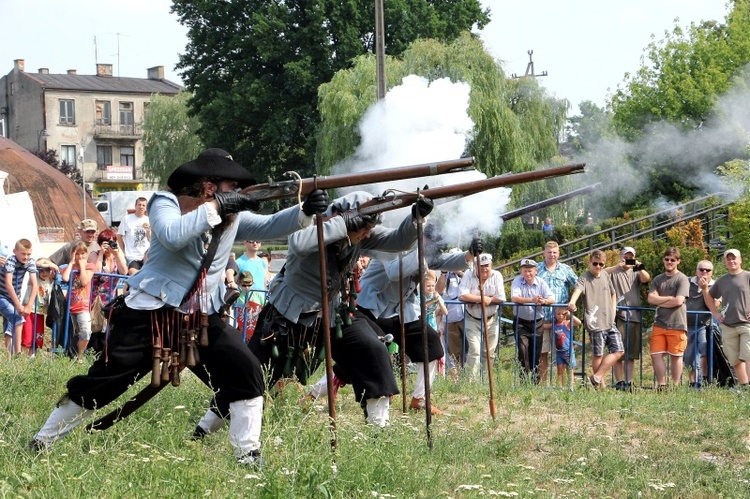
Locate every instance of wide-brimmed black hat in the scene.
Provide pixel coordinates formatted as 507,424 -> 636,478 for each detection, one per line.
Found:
167,148 -> 256,191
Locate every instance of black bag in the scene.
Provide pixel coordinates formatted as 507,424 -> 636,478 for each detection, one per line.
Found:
45,282 -> 77,358
45,282 -> 67,329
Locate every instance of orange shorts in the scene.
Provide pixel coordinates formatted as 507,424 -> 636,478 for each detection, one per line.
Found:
649,325 -> 687,356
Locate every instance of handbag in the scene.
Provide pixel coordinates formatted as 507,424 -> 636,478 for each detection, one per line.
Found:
90,295 -> 106,333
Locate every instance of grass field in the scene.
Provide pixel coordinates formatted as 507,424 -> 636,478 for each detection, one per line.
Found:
2,344 -> 750,498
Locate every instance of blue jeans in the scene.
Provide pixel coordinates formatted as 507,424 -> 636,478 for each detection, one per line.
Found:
684,324 -> 707,368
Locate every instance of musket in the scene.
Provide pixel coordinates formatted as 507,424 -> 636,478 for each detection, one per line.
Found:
355,163 -> 586,216
475,251 -> 497,421
500,183 -> 601,222
240,157 -> 475,201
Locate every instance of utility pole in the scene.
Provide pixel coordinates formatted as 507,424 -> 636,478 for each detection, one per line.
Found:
511,50 -> 548,79
374,0 -> 386,100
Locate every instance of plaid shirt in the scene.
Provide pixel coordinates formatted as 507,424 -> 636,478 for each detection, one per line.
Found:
537,260 -> 577,321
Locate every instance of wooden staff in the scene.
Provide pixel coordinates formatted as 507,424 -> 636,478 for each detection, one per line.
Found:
415,200 -> 433,449
476,252 -> 497,420
313,178 -> 337,450
398,254 -> 408,413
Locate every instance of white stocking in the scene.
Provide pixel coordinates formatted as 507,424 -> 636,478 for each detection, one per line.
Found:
34,398 -> 94,444
412,360 -> 438,399
365,397 -> 390,427
228,397 -> 263,457
196,408 -> 226,434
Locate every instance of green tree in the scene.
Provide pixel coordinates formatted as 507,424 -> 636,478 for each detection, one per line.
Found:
141,92 -> 203,188
171,0 -> 490,182
563,100 -> 614,153
316,34 -> 570,222
611,2 -> 750,140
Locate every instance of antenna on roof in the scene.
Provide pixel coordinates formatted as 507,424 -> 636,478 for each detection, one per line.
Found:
94,36 -> 98,66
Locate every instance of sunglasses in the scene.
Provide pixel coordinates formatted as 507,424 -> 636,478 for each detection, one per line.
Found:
240,283 -> 254,287
663,258 -> 678,263
591,262 -> 605,267
697,268 -> 713,272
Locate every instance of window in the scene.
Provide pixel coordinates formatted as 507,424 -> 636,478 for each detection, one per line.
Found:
59,99 -> 75,125
119,101 -> 134,133
120,146 -> 135,167
61,145 -> 77,167
95,100 -> 111,124
97,146 -> 113,169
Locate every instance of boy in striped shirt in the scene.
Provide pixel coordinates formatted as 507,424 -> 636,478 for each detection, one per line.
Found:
0,239 -> 37,355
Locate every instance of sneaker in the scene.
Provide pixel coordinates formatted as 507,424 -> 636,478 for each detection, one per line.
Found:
657,384 -> 668,393
237,449 -> 265,468
588,374 -> 603,389
614,381 -> 627,391
409,397 -> 444,415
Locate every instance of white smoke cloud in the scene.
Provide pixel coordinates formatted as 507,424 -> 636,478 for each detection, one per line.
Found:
575,70 -> 750,217
333,74 -> 512,249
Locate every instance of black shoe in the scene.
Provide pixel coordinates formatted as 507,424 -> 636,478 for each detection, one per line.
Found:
657,384 -> 668,393
689,381 -> 702,390
614,381 -> 626,391
237,449 -> 264,468
27,438 -> 47,453
191,425 -> 208,441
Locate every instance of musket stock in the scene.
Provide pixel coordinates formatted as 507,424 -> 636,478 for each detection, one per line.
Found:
240,157 -> 475,201
355,163 -> 586,216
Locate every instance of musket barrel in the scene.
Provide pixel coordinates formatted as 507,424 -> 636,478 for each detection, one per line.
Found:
500,182 -> 601,222
241,157 -> 475,201
357,163 -> 585,216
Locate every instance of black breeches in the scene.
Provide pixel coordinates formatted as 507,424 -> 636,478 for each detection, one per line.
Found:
67,305 -> 265,411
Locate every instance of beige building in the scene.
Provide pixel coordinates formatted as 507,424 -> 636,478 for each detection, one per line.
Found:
0,59 -> 181,194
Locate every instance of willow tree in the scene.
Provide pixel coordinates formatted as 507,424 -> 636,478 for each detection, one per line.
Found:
317,32 -> 570,223
142,92 -> 203,188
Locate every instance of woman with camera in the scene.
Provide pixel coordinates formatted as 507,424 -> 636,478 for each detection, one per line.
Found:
88,228 -> 128,307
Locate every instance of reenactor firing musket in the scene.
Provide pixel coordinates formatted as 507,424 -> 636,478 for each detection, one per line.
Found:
500,183 -> 601,222
240,157 -> 476,201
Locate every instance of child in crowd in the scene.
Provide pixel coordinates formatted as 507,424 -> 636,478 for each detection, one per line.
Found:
22,257 -> 58,355
424,270 -> 448,330
424,270 -> 448,374
0,239 -> 37,355
61,242 -> 95,363
236,271 -> 266,342
550,308 -> 581,387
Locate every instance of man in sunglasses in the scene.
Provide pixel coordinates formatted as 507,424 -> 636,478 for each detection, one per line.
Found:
48,219 -> 101,267
647,247 -> 690,391
685,260 -> 718,388
568,249 -> 624,389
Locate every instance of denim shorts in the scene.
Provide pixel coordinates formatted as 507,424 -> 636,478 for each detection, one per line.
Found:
0,295 -> 24,335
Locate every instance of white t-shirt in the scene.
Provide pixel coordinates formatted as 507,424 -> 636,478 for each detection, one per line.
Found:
118,213 -> 150,261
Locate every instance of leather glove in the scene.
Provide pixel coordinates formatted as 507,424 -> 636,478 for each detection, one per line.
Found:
302,189 -> 329,216
411,197 -> 434,219
469,237 -> 484,256
340,211 -> 380,232
214,191 -> 261,215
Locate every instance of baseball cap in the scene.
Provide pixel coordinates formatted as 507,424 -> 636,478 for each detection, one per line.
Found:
725,248 -> 741,258
620,246 -> 636,257
479,253 -> 493,266
520,258 -> 537,268
79,219 -> 97,231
